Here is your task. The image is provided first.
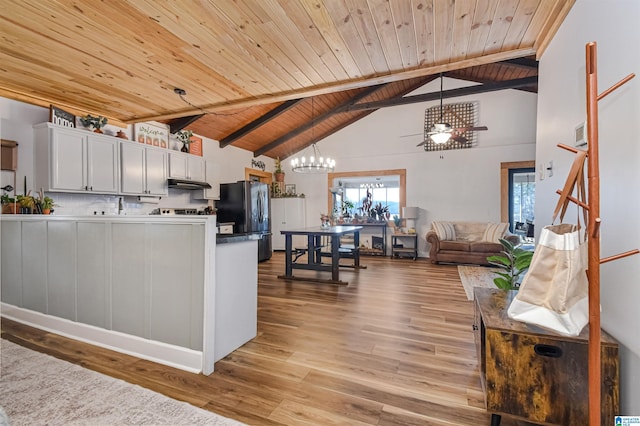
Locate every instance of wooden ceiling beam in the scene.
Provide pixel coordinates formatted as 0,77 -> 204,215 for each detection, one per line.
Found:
500,58 -> 539,70
219,99 -> 304,148
253,84 -> 388,157
168,114 -> 205,134
342,76 -> 538,112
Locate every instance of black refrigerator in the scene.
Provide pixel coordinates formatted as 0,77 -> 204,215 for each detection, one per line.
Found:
216,180 -> 272,262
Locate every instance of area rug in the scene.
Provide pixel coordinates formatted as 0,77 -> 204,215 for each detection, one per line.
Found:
457,265 -> 500,300
0,339 -> 245,426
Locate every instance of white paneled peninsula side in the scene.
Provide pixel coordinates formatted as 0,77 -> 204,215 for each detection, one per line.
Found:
0,215 -> 258,374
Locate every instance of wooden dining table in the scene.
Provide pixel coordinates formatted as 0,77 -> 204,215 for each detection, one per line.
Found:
278,225 -> 363,285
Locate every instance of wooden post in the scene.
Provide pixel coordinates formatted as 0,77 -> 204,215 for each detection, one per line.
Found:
585,41 -> 601,426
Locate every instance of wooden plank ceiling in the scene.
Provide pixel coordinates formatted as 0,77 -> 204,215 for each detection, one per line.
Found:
0,0 -> 573,159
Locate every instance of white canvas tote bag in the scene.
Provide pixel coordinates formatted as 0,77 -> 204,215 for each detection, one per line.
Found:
507,223 -> 589,336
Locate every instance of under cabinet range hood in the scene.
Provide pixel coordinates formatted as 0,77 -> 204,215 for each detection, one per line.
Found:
167,178 -> 212,190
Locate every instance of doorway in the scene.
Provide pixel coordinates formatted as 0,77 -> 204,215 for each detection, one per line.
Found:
501,161 -> 535,240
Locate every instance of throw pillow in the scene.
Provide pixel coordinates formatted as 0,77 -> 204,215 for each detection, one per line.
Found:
483,222 -> 508,243
432,221 -> 456,241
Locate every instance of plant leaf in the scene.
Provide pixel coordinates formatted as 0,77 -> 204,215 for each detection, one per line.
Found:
493,277 -> 512,290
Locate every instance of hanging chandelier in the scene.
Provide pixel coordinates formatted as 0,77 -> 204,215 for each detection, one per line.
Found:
290,144 -> 335,173
290,96 -> 336,174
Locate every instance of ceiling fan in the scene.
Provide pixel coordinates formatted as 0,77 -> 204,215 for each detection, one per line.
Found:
417,74 -> 488,146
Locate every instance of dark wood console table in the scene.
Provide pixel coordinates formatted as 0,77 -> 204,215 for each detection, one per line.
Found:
473,288 -> 619,426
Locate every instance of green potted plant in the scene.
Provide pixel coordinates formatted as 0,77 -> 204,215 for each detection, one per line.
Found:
342,200 -> 355,218
79,114 -> 108,133
1,194 -> 17,214
487,238 -> 534,290
274,157 -> 285,182
38,196 -> 56,214
371,202 -> 389,222
175,129 -> 193,152
16,194 -> 36,214
392,214 -> 402,231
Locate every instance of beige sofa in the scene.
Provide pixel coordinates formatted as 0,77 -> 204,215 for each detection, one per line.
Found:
426,221 -> 519,265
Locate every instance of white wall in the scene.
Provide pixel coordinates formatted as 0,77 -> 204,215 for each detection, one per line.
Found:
0,98 -> 269,215
286,77 -> 537,255
536,0 -> 640,412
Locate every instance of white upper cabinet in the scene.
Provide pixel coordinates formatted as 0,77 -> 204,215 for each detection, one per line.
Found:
34,123 -> 119,194
120,142 -> 167,196
193,160 -> 221,200
168,151 -> 205,181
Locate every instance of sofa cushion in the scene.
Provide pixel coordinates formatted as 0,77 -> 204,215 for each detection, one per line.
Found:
452,222 -> 487,242
470,241 -> 503,253
483,222 -> 509,243
440,240 -> 470,251
432,221 -> 456,241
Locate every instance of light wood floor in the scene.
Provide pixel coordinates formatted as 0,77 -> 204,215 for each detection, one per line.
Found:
1,252 -> 524,425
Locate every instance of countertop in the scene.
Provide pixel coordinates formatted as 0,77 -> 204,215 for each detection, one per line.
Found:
216,233 -> 262,244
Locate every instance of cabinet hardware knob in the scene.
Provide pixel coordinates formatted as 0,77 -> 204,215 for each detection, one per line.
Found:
472,324 -> 478,331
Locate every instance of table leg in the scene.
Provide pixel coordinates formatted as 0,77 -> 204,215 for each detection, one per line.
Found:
285,234 -> 292,277
490,414 -> 501,426
353,230 -> 360,268
331,235 -> 340,282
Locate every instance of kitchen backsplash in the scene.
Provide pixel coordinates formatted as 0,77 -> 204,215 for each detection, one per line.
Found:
49,190 -> 210,216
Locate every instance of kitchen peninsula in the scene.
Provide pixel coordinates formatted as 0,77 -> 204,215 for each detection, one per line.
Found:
0,214 -> 258,375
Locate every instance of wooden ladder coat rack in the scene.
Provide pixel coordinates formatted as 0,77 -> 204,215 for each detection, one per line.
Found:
554,42 -> 637,425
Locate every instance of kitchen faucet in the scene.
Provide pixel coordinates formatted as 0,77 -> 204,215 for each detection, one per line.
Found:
118,197 -> 123,215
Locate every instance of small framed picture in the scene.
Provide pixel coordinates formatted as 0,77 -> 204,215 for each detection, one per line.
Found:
133,122 -> 169,148
285,184 -> 296,195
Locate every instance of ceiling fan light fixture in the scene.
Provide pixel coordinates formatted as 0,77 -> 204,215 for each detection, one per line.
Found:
430,132 -> 452,144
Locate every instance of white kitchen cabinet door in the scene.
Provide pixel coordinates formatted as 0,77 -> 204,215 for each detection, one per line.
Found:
120,143 -> 167,196
86,134 -> 119,193
271,197 -> 306,250
195,160 -> 221,200
169,151 -> 205,181
120,142 -> 146,195
145,147 -> 168,196
187,155 -> 205,181
168,152 -> 188,179
37,124 -> 119,194
50,127 -> 86,191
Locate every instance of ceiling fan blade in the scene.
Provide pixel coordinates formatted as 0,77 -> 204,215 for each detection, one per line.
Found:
453,126 -> 488,132
451,135 -> 469,143
416,140 -> 428,147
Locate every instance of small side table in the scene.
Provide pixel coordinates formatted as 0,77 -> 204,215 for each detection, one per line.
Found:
391,233 -> 417,260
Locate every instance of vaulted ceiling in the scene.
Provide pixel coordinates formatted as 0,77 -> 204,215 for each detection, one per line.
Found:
0,0 -> 573,159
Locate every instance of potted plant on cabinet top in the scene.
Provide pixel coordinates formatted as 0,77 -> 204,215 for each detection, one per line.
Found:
175,129 -> 193,152
274,157 -> 285,182
79,114 -> 108,133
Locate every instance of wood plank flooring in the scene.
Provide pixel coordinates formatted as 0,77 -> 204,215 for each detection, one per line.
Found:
1,253 -> 524,425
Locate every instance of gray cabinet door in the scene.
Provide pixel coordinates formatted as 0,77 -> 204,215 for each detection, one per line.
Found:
21,221 -> 48,313
111,223 -> 147,338
47,221 -> 77,321
1,221 -> 23,306
147,223 -> 204,351
77,222 -> 109,328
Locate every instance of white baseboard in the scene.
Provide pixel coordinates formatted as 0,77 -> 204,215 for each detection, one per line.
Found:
1,303 -> 203,374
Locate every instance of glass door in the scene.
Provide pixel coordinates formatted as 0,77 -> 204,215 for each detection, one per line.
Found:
509,168 -> 535,240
